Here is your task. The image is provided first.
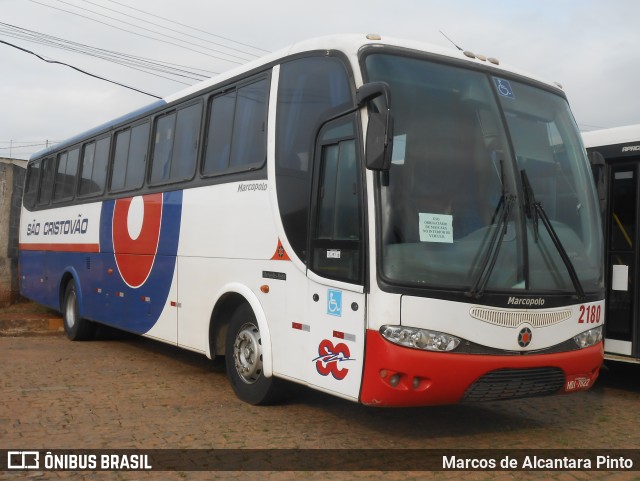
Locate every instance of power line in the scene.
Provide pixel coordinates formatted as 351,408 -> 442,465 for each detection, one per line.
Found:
0,141 -> 61,159
0,22 -> 213,85
0,21 -> 217,75
30,0 -> 252,64
105,0 -> 270,55
0,31 -> 195,86
0,140 -> 62,143
51,0 -> 254,62
0,142 -> 52,149
79,0 -> 264,59
0,39 -> 162,98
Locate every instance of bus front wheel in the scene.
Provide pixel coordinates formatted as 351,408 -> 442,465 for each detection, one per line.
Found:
62,282 -> 95,341
225,304 -> 279,405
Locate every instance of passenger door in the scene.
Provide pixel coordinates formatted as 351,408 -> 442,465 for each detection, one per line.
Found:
305,114 -> 366,400
606,164 -> 639,359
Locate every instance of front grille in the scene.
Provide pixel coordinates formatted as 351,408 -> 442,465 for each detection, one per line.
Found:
470,306 -> 572,328
463,367 -> 565,402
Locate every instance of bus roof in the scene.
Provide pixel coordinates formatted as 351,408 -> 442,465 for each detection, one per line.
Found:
163,33 -> 563,104
582,124 -> 640,149
30,33 -> 564,161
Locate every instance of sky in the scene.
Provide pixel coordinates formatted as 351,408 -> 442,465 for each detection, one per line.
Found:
1,0 -> 639,159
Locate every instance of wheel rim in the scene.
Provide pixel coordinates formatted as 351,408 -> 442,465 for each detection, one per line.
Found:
65,289 -> 77,329
233,322 -> 263,384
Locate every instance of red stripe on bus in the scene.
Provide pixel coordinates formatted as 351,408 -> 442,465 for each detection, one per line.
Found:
19,243 -> 100,253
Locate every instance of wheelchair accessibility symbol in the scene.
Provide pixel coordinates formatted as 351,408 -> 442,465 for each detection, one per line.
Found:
493,77 -> 515,99
327,289 -> 342,317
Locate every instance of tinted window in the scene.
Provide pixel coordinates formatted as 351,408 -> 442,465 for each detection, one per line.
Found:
111,129 -> 131,190
609,168 -> 635,252
128,123 -> 150,188
53,148 -> 79,201
111,122 -> 150,191
202,78 -> 268,176
151,102 -> 202,184
311,117 -> 363,284
171,103 -> 201,180
24,160 -> 41,208
275,57 -> 352,261
230,80 -> 267,168
80,142 -> 96,194
317,141 -> 359,240
94,137 -> 110,192
151,113 -> 175,183
203,92 -> 235,175
79,136 -> 110,196
38,157 -> 55,205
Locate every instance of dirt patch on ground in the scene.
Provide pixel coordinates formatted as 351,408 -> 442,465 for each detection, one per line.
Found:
0,298 -> 63,335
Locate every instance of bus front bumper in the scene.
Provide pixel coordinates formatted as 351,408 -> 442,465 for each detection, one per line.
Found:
359,329 -> 603,407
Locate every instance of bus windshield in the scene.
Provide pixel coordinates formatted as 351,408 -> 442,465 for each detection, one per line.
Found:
364,52 -> 603,295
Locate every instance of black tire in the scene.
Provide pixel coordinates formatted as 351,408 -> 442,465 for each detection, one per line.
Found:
62,282 -> 96,341
225,303 -> 280,405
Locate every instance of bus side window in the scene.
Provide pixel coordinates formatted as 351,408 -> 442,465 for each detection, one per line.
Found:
24,160 -> 42,209
79,136 -> 110,196
112,129 -> 131,191
111,122 -> 150,192
202,78 -> 267,176
317,141 -> 360,241
151,112 -> 176,183
275,56 -> 353,262
229,79 -> 267,169
171,102 -> 202,180
203,91 -> 235,175
128,122 -> 150,188
310,117 -> 363,284
37,157 -> 56,206
53,147 -> 79,202
151,102 -> 202,184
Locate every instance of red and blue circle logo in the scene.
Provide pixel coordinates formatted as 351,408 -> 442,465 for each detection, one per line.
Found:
112,193 -> 163,288
99,190 -> 182,332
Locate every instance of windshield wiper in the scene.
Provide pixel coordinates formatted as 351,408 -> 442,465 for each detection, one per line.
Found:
521,169 -> 586,300
466,192 -> 515,299
466,156 -> 515,299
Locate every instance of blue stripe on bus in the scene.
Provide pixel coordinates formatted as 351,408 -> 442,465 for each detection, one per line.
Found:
20,190 -> 182,334
94,190 -> 182,332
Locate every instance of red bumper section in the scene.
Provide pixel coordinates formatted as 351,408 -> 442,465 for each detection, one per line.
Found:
359,329 -> 603,407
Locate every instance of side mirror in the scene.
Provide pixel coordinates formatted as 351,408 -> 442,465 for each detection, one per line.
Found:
357,82 -> 393,171
365,112 -> 394,171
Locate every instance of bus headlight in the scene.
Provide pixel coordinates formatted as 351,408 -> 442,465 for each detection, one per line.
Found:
380,325 -> 461,352
573,325 -> 603,349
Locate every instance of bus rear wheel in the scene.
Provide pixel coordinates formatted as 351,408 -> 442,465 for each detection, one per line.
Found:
225,304 -> 280,405
62,282 -> 95,341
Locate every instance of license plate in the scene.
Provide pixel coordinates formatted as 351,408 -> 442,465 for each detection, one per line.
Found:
565,375 -> 591,392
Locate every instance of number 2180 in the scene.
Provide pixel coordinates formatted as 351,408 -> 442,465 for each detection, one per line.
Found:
578,304 -> 602,324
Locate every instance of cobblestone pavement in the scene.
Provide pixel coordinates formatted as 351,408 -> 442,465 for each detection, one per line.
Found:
2,332 -> 640,481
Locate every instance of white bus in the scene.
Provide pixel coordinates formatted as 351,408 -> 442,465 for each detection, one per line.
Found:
584,124 -> 640,363
20,34 -> 604,406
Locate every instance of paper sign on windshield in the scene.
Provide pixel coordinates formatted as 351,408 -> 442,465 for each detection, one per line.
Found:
419,213 -> 453,243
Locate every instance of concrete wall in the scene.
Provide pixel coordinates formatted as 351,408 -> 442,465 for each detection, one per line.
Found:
0,158 -> 27,306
